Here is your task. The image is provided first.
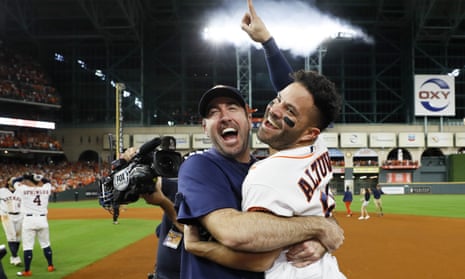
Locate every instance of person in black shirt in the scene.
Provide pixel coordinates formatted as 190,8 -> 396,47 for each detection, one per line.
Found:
372,184 -> 384,216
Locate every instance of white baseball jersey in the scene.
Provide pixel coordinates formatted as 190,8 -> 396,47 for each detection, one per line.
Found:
242,137 -> 345,279
0,187 -> 21,215
14,182 -> 52,215
0,187 -> 23,242
14,181 -> 53,250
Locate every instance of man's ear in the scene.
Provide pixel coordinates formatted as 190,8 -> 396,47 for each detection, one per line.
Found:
202,119 -> 208,135
300,127 -> 320,142
247,112 -> 253,127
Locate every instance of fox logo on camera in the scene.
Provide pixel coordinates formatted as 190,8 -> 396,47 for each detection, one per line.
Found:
98,137 -> 183,210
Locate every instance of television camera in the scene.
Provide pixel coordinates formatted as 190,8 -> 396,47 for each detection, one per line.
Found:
98,137 -> 182,211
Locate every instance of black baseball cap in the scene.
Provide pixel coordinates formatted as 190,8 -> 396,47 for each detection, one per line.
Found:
198,85 -> 246,117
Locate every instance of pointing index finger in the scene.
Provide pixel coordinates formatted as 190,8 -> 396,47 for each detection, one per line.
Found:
248,0 -> 257,19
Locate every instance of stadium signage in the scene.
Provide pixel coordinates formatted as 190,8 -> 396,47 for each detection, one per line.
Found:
340,132 -> 367,148
410,186 -> 432,194
455,133 -> 465,147
320,132 -> 338,148
414,75 -> 455,116
192,134 -> 212,149
162,134 -> 190,149
369,133 -> 396,148
398,132 -> 425,147
427,132 -> 453,147
251,133 -> 268,148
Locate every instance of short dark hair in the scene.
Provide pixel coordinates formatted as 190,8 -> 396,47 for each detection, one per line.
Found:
291,70 -> 341,131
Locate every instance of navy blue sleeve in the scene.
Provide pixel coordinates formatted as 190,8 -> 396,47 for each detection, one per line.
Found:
176,154 -> 241,225
262,37 -> 293,92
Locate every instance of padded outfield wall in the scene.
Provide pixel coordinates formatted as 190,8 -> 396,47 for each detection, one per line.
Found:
380,182 -> 465,194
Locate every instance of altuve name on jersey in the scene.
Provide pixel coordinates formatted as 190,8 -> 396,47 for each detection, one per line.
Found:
23,189 -> 50,195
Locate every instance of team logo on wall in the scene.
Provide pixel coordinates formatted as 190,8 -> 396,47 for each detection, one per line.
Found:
414,75 -> 455,116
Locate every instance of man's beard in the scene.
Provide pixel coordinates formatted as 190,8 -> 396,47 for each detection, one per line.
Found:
257,126 -> 295,151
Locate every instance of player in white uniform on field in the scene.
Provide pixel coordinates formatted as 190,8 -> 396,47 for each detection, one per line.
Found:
184,74 -> 346,278
240,4 -> 345,277
0,179 -> 23,266
242,137 -> 344,279
182,1 -> 345,277
13,173 -> 55,277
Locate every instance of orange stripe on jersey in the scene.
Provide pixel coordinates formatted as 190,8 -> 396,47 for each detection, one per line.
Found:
247,207 -> 273,214
271,152 -> 315,160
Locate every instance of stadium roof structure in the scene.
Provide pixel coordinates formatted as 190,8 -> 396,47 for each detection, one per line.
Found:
0,0 -> 464,126
0,1 -> 463,44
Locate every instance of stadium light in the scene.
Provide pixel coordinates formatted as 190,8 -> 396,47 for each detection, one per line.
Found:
448,68 -> 461,77
201,0 -> 373,57
95,69 -> 106,80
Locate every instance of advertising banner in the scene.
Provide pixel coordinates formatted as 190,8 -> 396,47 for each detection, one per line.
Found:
427,132 -> 453,147
192,133 -> 212,149
414,75 -> 455,116
398,132 -> 425,147
162,134 -> 190,149
320,132 -> 338,148
133,134 -> 160,149
369,132 -> 396,148
340,133 -> 367,148
455,132 -> 465,147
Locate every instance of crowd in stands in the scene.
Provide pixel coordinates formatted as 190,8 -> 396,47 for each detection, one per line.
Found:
0,161 -> 110,192
353,159 -> 379,167
331,159 -> 345,167
0,130 -> 62,151
381,159 -> 419,169
0,43 -> 60,105
0,44 -> 107,193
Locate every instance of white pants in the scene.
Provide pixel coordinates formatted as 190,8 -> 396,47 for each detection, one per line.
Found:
266,252 -> 346,279
22,215 -> 50,250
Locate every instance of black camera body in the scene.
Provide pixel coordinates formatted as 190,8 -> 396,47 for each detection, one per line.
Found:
98,137 -> 182,209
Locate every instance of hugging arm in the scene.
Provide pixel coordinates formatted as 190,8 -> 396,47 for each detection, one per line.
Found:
186,209 -> 335,270
184,225 -> 280,272
200,207 -> 343,253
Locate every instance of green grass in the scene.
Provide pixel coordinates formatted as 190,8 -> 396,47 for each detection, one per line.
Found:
1,195 -> 463,278
339,194 -> 465,218
48,198 -> 153,209
1,199 -> 160,278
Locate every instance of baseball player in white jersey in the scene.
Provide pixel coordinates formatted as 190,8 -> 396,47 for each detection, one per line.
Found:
183,68 -> 346,278
0,179 -> 23,266
13,173 -> 55,277
182,2 -> 345,275
239,6 -> 345,277
242,137 -> 345,279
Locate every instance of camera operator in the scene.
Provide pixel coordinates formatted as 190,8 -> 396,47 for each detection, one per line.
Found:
144,175 -> 182,279
145,136 -> 183,279
99,136 -> 183,278
120,136 -> 183,279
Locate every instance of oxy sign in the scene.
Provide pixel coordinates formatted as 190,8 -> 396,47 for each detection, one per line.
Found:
414,75 -> 455,116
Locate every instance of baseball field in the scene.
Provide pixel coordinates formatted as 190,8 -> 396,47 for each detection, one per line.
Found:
0,194 -> 464,278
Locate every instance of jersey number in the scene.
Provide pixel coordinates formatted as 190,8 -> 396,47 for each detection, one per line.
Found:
33,195 -> 42,206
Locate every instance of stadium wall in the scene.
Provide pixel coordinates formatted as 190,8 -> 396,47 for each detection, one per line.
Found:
53,123 -> 464,163
50,181 -> 100,202
379,182 -> 465,194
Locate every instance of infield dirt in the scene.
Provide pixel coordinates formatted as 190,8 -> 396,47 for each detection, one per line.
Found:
52,207 -> 464,279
